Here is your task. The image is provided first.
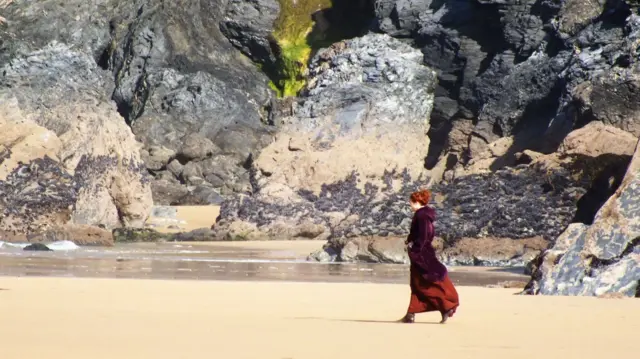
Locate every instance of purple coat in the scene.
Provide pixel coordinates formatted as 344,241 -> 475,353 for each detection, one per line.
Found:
406,206 -> 448,282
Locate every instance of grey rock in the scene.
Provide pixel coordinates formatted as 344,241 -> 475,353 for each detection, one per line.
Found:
178,186 -> 225,205
166,159 -> 184,178
173,228 -> 217,242
373,0 -> 640,168
178,134 -> 219,161
142,146 -> 176,171
525,141 -> 640,297
151,179 -> 190,205
219,0 -> 280,66
1,0 -> 277,203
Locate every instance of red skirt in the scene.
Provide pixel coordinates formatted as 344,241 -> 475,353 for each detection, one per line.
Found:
407,265 -> 460,315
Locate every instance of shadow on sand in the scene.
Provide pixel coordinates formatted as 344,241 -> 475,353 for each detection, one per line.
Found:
291,317 -> 441,325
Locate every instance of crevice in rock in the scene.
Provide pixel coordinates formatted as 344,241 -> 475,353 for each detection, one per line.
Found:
571,153 -> 632,225
599,0 -> 632,28
425,119 -> 454,169
488,78 -> 564,171
589,236 -> 640,267
261,0 -> 376,97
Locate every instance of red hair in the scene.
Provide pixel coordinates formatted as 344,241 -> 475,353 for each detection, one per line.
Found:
410,189 -> 431,206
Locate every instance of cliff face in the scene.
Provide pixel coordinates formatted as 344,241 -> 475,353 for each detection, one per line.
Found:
1,0 -> 276,207
0,43 -> 152,238
372,0 -> 640,174
525,141 -> 640,297
2,0 -> 639,294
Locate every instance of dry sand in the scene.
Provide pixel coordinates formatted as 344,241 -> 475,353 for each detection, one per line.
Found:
1,277 -> 638,359
148,205 -> 220,233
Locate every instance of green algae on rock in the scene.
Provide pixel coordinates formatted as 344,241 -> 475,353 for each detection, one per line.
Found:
271,0 -> 331,97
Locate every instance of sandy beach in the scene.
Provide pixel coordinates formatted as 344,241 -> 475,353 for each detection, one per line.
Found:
1,277 -> 637,359
147,205 -> 221,233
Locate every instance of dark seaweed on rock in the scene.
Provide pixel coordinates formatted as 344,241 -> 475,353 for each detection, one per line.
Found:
0,157 -> 78,222
218,164 -> 588,243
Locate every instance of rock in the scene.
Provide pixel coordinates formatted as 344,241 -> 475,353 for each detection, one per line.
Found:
173,228 -> 217,242
310,235 -> 548,267
142,146 -> 175,171
373,1 -> 640,173
1,0 -> 276,203
166,159 -> 184,178
23,243 -> 52,251
29,225 -> 114,246
0,42 -> 153,234
177,186 -> 225,205
256,34 -> 437,195
219,0 -> 280,66
219,220 -> 261,241
112,228 -> 171,243
178,134 -> 220,161
556,121 -> 637,158
439,237 -> 549,267
150,179 -> 190,205
525,140 -> 640,297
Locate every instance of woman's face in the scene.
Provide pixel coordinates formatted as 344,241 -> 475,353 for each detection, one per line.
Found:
410,201 -> 422,212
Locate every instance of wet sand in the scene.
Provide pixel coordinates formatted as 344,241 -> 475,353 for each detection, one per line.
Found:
0,277 -> 638,359
0,241 -> 527,286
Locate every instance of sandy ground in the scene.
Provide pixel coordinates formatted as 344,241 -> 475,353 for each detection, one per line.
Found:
148,205 -> 220,233
0,277 -> 637,359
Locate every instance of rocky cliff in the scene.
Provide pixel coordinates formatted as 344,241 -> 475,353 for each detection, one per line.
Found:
524,139 -> 640,297
0,43 -> 152,241
1,0 -> 275,207
2,0 -> 639,294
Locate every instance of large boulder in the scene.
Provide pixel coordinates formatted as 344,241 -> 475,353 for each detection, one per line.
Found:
254,34 -> 436,198
524,140 -> 640,297
0,42 -> 152,237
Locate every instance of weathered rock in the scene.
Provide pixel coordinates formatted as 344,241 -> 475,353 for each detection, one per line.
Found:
215,161 -> 589,251
219,0 -> 280,66
309,235 -> 548,267
0,42 -> 152,234
173,228 -> 217,242
1,0 -> 277,204
525,140 -> 640,297
112,228 -> 171,243
29,225 -> 114,246
373,1 -> 640,173
256,34 -> 437,196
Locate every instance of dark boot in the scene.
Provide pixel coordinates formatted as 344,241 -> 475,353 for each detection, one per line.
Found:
440,309 -> 454,324
399,313 -> 415,323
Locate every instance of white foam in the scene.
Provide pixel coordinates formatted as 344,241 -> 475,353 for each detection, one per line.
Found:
0,240 -> 79,251
0,241 -> 29,249
46,240 -> 80,251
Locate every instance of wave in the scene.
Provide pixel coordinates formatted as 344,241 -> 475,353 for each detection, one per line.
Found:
0,240 -> 79,251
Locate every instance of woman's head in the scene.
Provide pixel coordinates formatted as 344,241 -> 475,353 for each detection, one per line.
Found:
409,189 -> 431,212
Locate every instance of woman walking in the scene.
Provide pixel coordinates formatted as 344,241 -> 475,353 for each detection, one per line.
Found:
399,189 -> 459,324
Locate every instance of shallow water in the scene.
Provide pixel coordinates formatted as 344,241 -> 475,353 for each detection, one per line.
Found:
0,242 -> 528,286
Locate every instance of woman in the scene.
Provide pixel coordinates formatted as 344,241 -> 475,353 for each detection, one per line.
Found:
399,189 -> 459,324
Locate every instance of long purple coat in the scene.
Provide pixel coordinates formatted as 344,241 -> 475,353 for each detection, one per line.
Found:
406,206 -> 448,282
